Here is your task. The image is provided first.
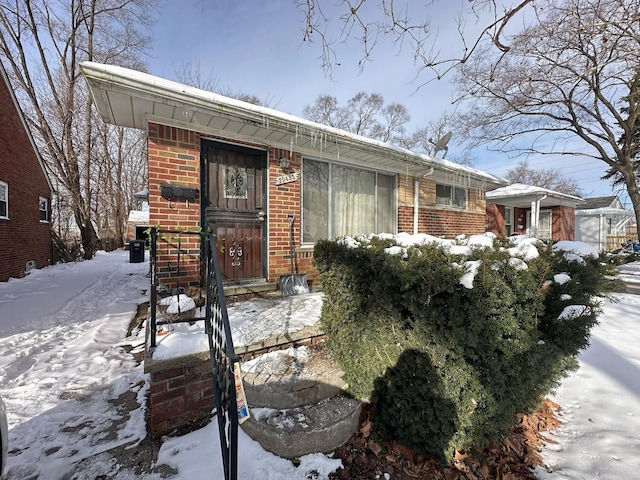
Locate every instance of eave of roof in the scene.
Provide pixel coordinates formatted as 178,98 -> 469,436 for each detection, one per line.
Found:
486,183 -> 583,208
80,61 -> 506,188
575,207 -> 634,217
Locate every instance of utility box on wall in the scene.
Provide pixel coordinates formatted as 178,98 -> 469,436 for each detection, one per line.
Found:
160,184 -> 197,200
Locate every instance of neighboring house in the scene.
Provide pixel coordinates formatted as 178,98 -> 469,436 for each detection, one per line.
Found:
0,61 -> 54,282
486,183 -> 582,241
575,195 -> 636,252
80,62 -> 505,287
126,188 -> 150,243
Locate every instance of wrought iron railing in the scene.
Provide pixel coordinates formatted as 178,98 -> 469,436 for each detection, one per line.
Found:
149,227 -> 239,480
204,235 -> 240,480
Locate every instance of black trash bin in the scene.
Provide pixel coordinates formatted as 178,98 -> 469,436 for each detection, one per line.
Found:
129,239 -> 145,263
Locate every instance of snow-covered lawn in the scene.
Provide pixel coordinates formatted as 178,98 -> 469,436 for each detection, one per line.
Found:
0,250 -> 638,479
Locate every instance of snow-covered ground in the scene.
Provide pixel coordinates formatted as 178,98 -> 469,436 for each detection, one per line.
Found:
0,249 -> 639,479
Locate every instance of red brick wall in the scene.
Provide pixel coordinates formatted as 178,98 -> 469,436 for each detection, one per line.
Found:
553,206 -> 575,241
147,125 -> 318,285
0,73 -> 52,282
267,148 -> 316,282
147,359 -> 214,438
148,124 -> 201,287
398,206 -> 487,237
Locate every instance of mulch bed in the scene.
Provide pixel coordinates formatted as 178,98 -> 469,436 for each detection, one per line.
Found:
329,398 -> 561,479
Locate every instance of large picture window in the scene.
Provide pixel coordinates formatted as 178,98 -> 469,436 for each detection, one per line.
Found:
436,183 -> 467,208
0,181 -> 7,219
302,159 -> 395,243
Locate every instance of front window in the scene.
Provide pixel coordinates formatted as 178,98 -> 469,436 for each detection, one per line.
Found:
436,183 -> 467,208
0,181 -> 7,219
302,159 -> 395,243
504,207 -> 513,236
39,196 -> 49,222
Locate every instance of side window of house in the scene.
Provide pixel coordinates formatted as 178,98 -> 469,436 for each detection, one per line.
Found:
39,196 -> 49,222
302,158 -> 395,243
436,183 -> 467,208
0,181 -> 8,219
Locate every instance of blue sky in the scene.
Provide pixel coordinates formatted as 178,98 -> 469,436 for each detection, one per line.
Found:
149,0 -> 622,203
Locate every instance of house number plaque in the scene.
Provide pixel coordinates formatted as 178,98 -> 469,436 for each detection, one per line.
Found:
274,172 -> 300,186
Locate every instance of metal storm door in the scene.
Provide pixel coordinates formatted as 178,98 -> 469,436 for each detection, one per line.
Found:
202,141 -> 267,283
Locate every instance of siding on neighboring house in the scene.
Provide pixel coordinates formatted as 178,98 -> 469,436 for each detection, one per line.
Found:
0,63 -> 53,282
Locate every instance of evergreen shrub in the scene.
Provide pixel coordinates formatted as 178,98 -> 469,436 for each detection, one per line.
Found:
313,234 -> 619,459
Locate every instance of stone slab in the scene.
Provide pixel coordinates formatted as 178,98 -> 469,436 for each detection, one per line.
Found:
240,395 -> 362,459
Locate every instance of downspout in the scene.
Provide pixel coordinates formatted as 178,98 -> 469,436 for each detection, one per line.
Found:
531,195 -> 547,238
599,214 -> 604,252
414,179 -> 419,234
414,168 -> 433,234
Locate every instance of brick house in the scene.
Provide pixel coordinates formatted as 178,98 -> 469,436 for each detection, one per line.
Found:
80,62 -> 506,287
0,61 -> 53,282
486,183 -> 582,241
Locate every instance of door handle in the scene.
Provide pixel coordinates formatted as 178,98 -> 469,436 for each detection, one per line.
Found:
256,208 -> 266,222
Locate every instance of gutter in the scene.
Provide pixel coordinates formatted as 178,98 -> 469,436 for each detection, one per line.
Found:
80,61 -> 504,186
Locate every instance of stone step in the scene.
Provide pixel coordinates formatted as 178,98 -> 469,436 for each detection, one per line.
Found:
241,344 -> 347,409
240,395 -> 362,460
239,344 -> 361,459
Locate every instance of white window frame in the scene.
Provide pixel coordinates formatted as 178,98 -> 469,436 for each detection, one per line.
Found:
301,158 -> 397,244
39,196 -> 49,222
0,181 -> 8,220
527,209 -> 552,241
435,183 -> 467,209
504,207 -> 513,236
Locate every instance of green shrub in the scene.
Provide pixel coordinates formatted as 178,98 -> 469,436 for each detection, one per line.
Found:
314,235 -> 619,460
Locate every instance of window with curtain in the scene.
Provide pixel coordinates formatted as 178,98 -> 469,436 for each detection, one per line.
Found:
302,159 -> 395,243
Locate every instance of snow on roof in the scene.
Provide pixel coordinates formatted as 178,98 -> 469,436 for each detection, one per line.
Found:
486,183 -> 583,202
127,210 -> 149,223
575,207 -> 634,216
80,61 -> 505,185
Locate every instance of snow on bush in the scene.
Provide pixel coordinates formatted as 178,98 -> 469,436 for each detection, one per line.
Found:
313,232 -> 620,460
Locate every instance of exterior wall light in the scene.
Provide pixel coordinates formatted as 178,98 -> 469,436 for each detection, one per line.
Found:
278,157 -> 290,169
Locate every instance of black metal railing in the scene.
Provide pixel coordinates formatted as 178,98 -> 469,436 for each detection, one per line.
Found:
149,228 -> 206,347
205,235 -> 239,480
149,227 -> 239,480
